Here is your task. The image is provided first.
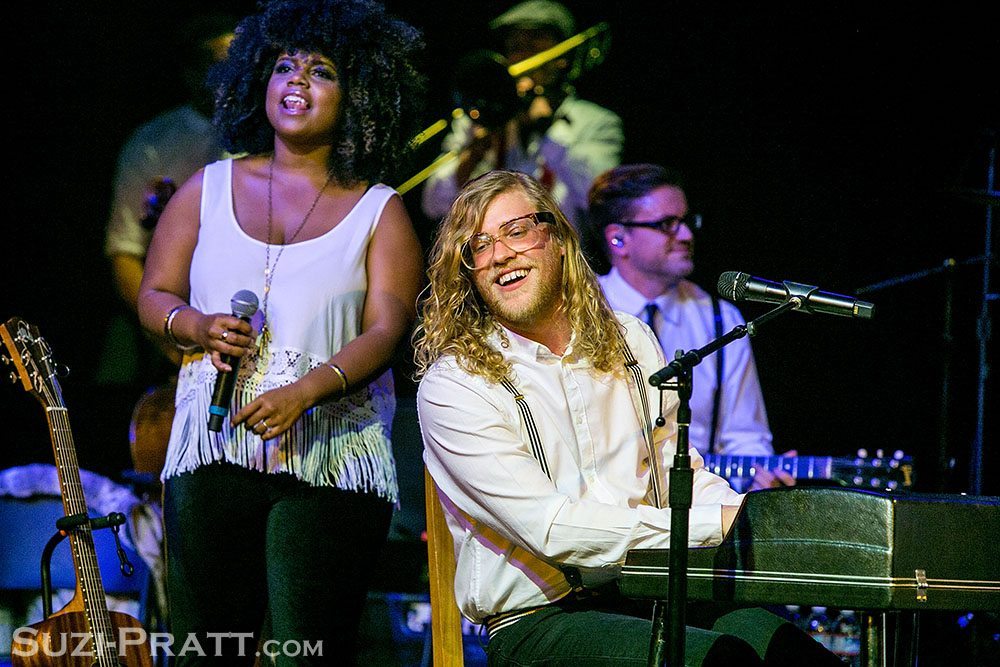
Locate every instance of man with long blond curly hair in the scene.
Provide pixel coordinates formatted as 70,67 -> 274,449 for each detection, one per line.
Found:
412,170 -> 843,665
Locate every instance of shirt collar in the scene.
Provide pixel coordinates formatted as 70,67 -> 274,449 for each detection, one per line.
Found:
603,268 -> 681,325
489,323 -> 580,363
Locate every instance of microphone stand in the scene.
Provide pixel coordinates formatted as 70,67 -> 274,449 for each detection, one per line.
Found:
855,245 -> 993,495
856,256 -> 985,491
646,299 -> 800,667
970,133 -> 995,496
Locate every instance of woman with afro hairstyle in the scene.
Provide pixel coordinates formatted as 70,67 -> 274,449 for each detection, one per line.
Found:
137,0 -> 426,661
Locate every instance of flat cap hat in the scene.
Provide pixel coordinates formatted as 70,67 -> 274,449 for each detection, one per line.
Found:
489,1 -> 576,40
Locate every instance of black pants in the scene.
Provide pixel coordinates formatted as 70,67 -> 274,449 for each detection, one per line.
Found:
163,462 -> 393,665
485,593 -> 847,666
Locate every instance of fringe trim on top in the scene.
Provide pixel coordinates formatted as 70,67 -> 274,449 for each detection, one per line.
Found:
163,348 -> 398,503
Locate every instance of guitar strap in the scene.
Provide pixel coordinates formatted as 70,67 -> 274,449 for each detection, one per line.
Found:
708,294 -> 724,454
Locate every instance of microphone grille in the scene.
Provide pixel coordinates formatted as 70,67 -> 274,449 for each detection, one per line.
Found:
231,289 -> 260,319
717,271 -> 750,300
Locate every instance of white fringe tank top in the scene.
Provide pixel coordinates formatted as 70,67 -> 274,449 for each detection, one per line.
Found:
161,157 -> 398,502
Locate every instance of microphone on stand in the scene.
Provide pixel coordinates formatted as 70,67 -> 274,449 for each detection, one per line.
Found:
207,290 -> 259,432
718,271 -> 874,319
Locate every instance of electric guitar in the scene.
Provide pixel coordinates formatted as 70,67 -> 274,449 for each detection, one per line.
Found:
703,449 -> 915,491
2,317 -> 153,666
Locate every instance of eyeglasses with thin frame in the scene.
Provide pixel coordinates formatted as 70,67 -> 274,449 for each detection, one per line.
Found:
617,213 -> 702,235
461,211 -> 557,269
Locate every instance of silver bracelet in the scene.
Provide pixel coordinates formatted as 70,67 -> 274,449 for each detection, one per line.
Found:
164,305 -> 197,351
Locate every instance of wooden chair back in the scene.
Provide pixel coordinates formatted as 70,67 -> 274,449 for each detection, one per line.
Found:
424,466 -> 465,666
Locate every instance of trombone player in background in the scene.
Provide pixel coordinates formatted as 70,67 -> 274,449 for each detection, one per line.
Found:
421,0 -> 623,238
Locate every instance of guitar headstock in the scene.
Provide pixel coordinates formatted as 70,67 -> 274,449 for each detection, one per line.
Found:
835,448 -> 916,491
0,316 -> 67,410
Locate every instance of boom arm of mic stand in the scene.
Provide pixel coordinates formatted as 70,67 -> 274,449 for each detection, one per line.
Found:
648,327 -> 746,386
746,297 -> 802,334
648,299 -> 801,387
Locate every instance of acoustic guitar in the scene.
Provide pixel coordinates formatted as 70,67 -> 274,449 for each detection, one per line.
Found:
2,317 -> 153,666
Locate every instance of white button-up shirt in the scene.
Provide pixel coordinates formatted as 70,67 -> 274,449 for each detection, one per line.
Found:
418,312 -> 743,622
598,269 -> 773,458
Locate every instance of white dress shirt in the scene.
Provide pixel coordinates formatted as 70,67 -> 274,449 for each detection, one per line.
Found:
598,269 -> 773,458
417,312 -> 743,623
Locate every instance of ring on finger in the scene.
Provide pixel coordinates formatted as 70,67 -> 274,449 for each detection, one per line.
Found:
221,330 -> 229,341
260,419 -> 268,431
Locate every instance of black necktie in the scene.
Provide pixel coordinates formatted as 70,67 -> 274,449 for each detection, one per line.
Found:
643,302 -> 659,337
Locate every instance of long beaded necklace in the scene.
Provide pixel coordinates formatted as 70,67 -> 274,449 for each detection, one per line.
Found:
257,156 -> 334,361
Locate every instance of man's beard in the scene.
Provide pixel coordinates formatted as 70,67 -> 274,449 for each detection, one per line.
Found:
479,265 -> 564,331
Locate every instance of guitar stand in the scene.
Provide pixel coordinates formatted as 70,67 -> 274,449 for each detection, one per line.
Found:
40,511 -> 136,619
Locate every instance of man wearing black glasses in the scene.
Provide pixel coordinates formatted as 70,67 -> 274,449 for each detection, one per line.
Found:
589,164 -> 791,491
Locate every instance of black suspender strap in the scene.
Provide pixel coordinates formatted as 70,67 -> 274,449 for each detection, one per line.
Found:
499,339 -> 662,591
708,294 -> 725,454
500,378 -> 552,480
623,344 -> 663,509
500,337 -> 661,509
500,377 -> 570,586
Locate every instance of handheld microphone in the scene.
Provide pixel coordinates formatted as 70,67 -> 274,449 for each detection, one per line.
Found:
207,290 -> 260,432
717,271 -> 874,319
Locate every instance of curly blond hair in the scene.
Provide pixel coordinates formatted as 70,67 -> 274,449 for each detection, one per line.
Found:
412,170 -> 627,384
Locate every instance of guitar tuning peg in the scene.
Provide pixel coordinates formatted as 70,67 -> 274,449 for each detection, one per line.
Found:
893,450 -> 904,460
55,363 -> 71,377
8,371 -> 18,384
1,354 -> 9,365
856,448 -> 868,459
875,449 -> 884,459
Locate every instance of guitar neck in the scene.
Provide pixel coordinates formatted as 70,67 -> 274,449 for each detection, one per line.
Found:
2,317 -> 147,665
46,407 -> 119,662
703,454 -> 834,482
703,451 -> 914,491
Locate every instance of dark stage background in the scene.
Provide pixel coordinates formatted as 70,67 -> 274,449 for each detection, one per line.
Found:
2,1 -> 996,506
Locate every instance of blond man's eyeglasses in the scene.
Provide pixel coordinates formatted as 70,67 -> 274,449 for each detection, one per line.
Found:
461,211 -> 556,270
